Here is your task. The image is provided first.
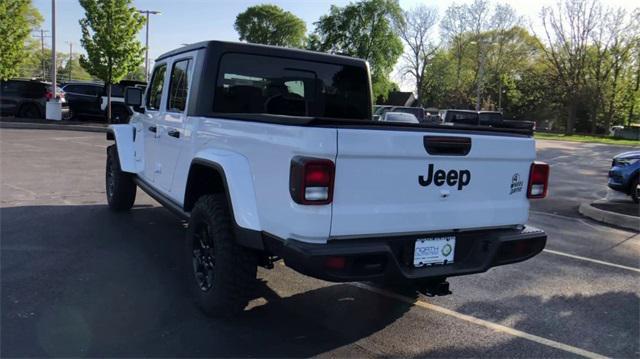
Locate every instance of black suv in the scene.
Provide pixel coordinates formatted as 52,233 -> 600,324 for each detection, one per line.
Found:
0,79 -> 70,119
63,80 -> 146,122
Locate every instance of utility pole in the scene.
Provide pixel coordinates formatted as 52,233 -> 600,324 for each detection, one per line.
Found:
51,0 -> 56,95
137,9 -> 161,83
32,29 -> 50,79
66,41 -> 73,82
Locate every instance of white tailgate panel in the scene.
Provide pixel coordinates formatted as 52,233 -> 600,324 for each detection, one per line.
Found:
331,129 -> 535,237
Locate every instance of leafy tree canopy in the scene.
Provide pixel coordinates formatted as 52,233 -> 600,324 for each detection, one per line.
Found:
78,0 -> 145,85
0,0 -> 43,80
309,0 -> 404,101
235,4 -> 307,48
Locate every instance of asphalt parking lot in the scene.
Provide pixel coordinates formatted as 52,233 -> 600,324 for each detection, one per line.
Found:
1,129 -> 638,358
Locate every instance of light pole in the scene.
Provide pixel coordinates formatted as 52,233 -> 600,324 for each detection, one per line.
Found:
66,41 -> 73,82
137,9 -> 161,83
51,0 -> 56,92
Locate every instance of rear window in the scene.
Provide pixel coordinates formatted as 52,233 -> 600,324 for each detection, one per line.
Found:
213,53 -> 369,120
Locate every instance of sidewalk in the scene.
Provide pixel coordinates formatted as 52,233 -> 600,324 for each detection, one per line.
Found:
0,116 -> 108,133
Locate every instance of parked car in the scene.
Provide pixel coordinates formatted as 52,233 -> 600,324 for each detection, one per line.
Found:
608,151 -> 640,203
63,80 -> 146,123
388,106 -> 425,122
441,110 -> 535,131
440,109 -> 479,125
99,80 -> 146,123
107,40 -> 548,316
62,82 -> 104,119
0,79 -> 70,119
381,111 -> 419,124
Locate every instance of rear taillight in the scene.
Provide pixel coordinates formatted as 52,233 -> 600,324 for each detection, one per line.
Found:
527,162 -> 549,199
45,90 -> 53,100
290,157 -> 335,205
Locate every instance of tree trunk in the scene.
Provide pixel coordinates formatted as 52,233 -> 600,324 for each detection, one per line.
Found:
566,102 -> 576,135
589,108 -> 597,135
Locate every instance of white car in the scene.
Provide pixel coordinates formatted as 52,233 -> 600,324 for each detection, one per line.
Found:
382,111 -> 420,124
106,41 -> 549,316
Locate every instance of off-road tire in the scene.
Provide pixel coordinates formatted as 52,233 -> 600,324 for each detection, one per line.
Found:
105,145 -> 136,211
631,175 -> 639,204
186,194 -> 257,317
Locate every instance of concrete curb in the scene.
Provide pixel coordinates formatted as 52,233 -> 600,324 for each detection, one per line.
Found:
0,121 -> 107,133
579,202 -> 639,232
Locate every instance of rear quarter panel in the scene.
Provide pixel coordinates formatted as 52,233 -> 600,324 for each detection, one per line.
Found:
173,117 -> 338,243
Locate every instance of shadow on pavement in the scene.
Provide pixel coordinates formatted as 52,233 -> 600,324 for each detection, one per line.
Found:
1,204 -> 412,357
447,291 -> 640,358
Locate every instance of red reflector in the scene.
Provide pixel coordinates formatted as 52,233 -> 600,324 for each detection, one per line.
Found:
528,162 -> 549,199
45,91 -> 53,100
324,256 -> 346,270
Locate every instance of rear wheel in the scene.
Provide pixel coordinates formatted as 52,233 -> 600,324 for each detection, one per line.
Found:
631,175 -> 639,204
186,194 -> 257,317
18,103 -> 41,119
105,145 -> 136,211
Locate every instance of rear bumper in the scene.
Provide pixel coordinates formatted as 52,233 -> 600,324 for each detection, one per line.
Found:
264,226 -> 546,283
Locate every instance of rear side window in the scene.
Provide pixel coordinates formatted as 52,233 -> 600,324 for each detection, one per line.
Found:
213,53 -> 369,120
147,64 -> 167,110
167,59 -> 191,112
109,85 -> 124,97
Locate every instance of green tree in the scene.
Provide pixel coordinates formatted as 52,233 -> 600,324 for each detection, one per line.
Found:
78,0 -> 145,122
0,0 -> 43,80
309,0 -> 404,101
234,4 -> 306,48
59,56 -> 95,82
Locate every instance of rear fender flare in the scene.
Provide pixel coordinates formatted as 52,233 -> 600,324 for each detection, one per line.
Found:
190,150 -> 261,232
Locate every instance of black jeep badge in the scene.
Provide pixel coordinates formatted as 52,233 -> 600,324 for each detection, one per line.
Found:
419,163 -> 471,190
510,173 -> 523,194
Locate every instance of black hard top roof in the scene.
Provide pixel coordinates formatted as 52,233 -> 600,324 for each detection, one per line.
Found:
156,40 -> 368,67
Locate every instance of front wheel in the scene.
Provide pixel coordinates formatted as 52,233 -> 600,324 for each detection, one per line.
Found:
186,194 -> 257,316
106,145 -> 136,211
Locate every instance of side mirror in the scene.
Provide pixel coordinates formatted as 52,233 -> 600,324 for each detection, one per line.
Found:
124,86 -> 143,107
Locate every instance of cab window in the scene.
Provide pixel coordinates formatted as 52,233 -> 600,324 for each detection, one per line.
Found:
167,59 -> 191,112
147,64 -> 167,110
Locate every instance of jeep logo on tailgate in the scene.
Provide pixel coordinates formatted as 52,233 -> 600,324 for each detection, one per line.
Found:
419,164 -> 471,190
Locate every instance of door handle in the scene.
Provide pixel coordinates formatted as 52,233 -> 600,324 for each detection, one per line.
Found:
168,129 -> 180,138
148,125 -> 157,133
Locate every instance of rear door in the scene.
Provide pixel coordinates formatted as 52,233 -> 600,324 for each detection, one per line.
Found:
0,81 -> 21,115
330,129 -> 535,237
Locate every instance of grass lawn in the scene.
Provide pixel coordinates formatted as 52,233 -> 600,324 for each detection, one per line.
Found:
535,132 -> 639,146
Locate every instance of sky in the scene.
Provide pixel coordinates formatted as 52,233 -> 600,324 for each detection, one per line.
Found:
32,0 -> 639,89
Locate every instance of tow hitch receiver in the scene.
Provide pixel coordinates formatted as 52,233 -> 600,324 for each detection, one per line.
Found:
419,280 -> 452,297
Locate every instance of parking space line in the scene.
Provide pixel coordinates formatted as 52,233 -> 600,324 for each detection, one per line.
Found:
529,210 -> 604,230
543,249 -> 640,273
352,283 -> 608,359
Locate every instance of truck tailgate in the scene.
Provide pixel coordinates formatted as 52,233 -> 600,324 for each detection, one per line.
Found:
330,129 -> 536,237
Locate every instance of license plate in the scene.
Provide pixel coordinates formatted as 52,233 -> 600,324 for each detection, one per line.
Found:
414,236 -> 456,267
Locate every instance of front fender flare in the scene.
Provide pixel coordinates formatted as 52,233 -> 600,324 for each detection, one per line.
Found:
108,124 -> 141,173
191,149 -> 261,232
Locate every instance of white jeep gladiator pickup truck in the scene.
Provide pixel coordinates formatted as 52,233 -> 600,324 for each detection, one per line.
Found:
106,41 -> 549,316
